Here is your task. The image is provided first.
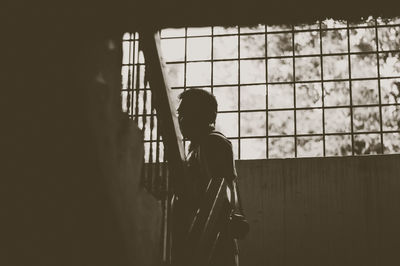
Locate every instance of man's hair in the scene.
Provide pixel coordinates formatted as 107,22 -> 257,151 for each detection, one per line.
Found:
178,89 -> 218,124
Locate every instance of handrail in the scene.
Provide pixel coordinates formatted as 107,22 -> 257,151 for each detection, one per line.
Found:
141,30 -> 186,193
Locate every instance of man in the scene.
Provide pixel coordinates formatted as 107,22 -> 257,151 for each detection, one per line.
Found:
173,88 -> 248,266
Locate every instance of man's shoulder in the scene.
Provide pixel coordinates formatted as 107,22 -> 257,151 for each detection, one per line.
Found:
204,131 -> 232,152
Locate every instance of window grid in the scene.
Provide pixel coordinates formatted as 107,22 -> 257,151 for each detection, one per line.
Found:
159,23 -> 400,41
265,25 -> 269,158
122,32 -> 164,163
291,25 -> 298,157
346,21 -> 356,155
123,17 -> 400,160
238,27 -> 241,158
319,20 -> 327,156
375,19 -> 385,153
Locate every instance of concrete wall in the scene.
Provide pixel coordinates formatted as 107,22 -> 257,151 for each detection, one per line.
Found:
236,155 -> 400,266
3,25 -> 161,266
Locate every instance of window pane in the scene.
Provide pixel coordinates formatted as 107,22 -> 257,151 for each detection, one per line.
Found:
296,109 -> 323,134
213,26 -> 238,35
121,65 -> 131,90
165,63 -> 184,87
122,41 -> 133,64
133,90 -> 152,115
160,38 -> 185,62
379,52 -> 400,77
240,59 -> 266,83
240,35 -> 265,58
230,139 -> 239,160
216,113 -> 238,137
187,27 -> 211,36
240,85 -> 266,110
377,17 -> 400,25
324,81 -> 350,106
325,135 -> 352,156
267,33 -> 293,56
240,24 -> 265,33
187,37 -> 211,60
186,62 -> 211,86
169,88 -> 184,109
380,78 -> 400,104
268,137 -> 295,158
268,84 -> 294,109
383,133 -> 400,154
122,32 -> 134,40
294,22 -> 319,30
378,26 -> 400,51
323,55 -> 348,80
294,31 -> 320,55
200,87 -> 212,93
349,28 -> 376,52
240,112 -> 266,137
240,138 -> 266,159
297,136 -> 323,157
267,24 -> 292,32
354,134 -> 382,155
321,29 -> 348,53
213,86 -> 238,111
296,83 -> 322,108
352,80 -> 379,105
325,108 -> 351,133
349,17 -> 375,27
141,116 -> 158,141
213,60 -> 238,85
268,58 -> 293,82
121,91 -> 129,113
382,105 -> 400,131
350,54 -> 378,78
268,110 -> 294,135
295,57 -> 321,81
213,36 -> 238,59
321,19 -> 347,29
121,65 -> 144,89
353,107 -> 380,132
161,28 -> 185,38
144,142 -> 164,163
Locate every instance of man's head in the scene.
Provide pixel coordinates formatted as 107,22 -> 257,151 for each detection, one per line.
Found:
177,89 -> 218,140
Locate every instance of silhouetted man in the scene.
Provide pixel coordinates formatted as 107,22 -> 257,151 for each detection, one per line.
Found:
174,88 -> 248,266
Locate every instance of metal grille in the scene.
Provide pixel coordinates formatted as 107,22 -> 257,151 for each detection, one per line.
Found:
121,32 -> 165,164
122,16 -> 400,160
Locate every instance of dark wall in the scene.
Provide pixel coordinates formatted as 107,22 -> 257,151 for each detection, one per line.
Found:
236,155 -> 400,266
3,0 -> 400,31
2,22 -> 160,266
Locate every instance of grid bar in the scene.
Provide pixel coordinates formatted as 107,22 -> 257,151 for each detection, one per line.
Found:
167,76 -> 400,90
158,22 -> 400,40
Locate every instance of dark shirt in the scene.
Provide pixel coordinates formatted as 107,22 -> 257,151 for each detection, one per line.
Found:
182,130 -> 239,266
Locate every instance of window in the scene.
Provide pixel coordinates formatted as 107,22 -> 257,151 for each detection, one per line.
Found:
122,17 -> 400,161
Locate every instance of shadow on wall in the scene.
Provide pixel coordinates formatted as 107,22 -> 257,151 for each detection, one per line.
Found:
3,27 -> 161,266
87,37 -> 162,266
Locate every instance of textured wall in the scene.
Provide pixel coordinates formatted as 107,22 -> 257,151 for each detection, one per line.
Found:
236,155 -> 400,266
3,26 -> 161,266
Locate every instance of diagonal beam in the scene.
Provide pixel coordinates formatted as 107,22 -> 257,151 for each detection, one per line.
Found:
141,29 -> 186,193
